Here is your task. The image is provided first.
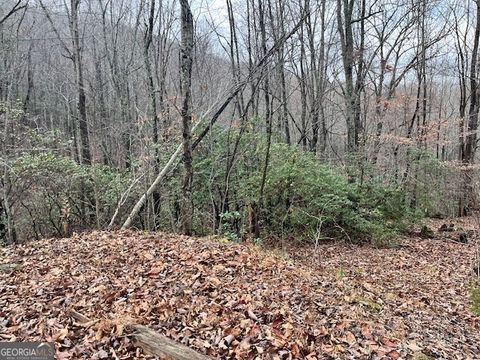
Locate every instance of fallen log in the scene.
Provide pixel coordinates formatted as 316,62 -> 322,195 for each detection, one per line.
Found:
68,310 -> 210,360
127,324 -> 211,360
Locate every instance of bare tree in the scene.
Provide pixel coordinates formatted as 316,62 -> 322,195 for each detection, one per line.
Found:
337,0 -> 360,152
179,0 -> 194,235
0,0 -> 28,26
465,0 -> 480,165
39,0 -> 91,164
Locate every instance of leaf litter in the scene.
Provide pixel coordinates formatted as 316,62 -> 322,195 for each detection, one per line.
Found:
0,224 -> 479,359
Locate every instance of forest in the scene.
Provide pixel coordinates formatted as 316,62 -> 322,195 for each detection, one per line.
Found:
0,0 -> 480,358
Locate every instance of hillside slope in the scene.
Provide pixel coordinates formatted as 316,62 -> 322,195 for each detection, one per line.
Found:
0,228 -> 479,359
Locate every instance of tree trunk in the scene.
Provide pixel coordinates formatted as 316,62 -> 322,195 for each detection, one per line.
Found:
144,0 -> 162,228
257,0 -> 272,238
337,0 -> 357,153
179,0 -> 194,236
465,0 -> 480,164
71,0 -> 91,165
460,0 -> 480,215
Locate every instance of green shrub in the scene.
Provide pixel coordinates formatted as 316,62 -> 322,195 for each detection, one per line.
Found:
219,211 -> 242,241
470,286 -> 480,315
8,153 -> 129,240
190,129 -> 420,244
244,143 -> 418,242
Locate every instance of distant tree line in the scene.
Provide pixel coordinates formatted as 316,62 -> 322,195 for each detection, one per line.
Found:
0,0 -> 479,243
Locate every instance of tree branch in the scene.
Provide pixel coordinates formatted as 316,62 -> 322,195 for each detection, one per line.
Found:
0,0 -> 28,26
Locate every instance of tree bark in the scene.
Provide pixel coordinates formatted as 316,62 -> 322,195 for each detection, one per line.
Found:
257,0 -> 272,238
464,0 -> 480,164
460,0 -> 480,215
179,0 -> 194,235
70,0 -> 91,165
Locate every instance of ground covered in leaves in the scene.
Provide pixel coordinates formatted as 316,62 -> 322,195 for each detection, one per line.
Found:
1,220 -> 479,359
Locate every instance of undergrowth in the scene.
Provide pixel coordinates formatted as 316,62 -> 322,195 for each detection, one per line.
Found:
470,286 -> 480,315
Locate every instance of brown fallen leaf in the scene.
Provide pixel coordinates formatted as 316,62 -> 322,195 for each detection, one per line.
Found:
147,266 -> 162,276
52,328 -> 69,341
96,349 -> 109,359
344,331 -> 356,345
247,309 -> 258,321
387,350 -> 401,359
407,342 -> 423,352
143,252 -> 154,260
209,276 -> 222,287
